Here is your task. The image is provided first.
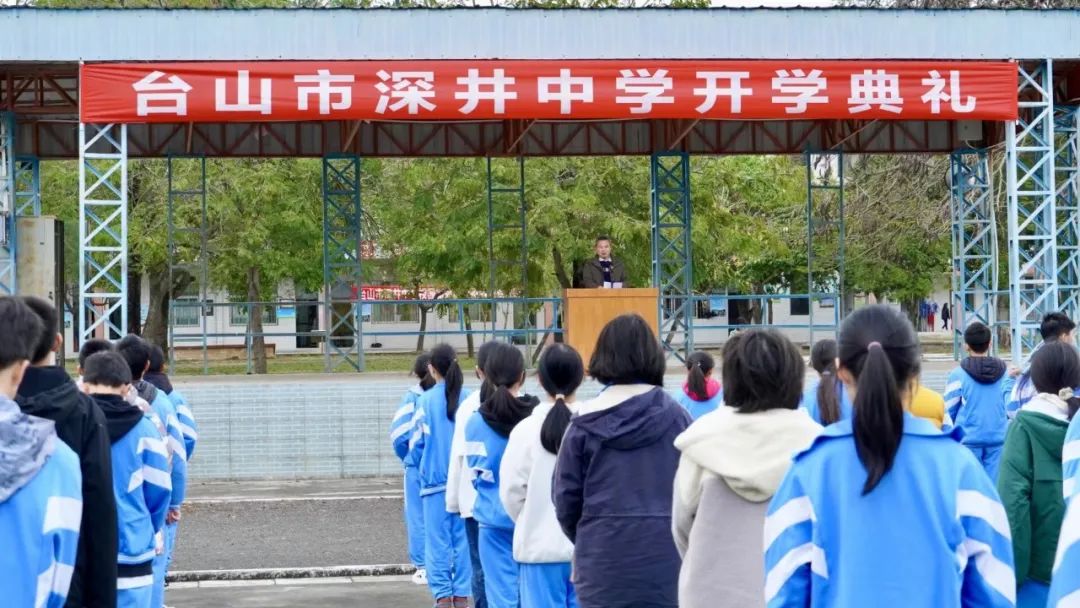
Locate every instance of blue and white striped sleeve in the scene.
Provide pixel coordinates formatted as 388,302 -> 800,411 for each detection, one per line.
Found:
136,429 -> 173,533
1064,417 -> 1080,501
956,461 -> 1016,608
405,396 -> 427,468
1049,496 -> 1080,607
153,394 -> 187,509
171,391 -> 198,461
763,466 -> 821,608
390,394 -> 417,462
945,369 -> 963,423
39,446 -> 83,608
1005,376 -> 1033,420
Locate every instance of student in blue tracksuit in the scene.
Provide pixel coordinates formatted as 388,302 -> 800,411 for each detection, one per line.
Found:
765,304 -> 1015,608
410,344 -> 473,608
944,321 -> 1009,480
501,343 -> 584,608
83,351 -> 173,608
1049,492 -> 1080,607
1065,412 -> 1080,501
0,297 -> 83,608
676,351 -> 723,420
466,342 -> 538,608
1004,312 -> 1076,416
118,335 -> 187,608
800,339 -> 854,426
392,353 -> 434,585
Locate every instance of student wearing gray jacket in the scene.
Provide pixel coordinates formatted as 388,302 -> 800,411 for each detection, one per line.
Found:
671,329 -> 822,608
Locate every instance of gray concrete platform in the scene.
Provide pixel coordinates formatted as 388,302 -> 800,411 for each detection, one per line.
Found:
167,577 -> 433,608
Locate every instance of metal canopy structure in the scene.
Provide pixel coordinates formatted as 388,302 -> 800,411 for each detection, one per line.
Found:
1,7 -> 1079,365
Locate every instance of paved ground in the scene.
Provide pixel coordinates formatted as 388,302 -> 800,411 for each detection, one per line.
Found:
168,577 -> 433,607
173,479 -> 410,571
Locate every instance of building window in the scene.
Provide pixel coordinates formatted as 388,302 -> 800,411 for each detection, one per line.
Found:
173,297 -> 200,327
230,303 -> 278,326
790,297 -> 810,316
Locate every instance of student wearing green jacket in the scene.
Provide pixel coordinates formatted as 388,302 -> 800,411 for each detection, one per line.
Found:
998,341 -> 1079,607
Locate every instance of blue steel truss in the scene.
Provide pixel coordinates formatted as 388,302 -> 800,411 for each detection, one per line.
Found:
167,155 -> 209,373
1056,106 -> 1080,321
79,123 -> 128,341
15,157 -> 39,217
1007,61 -> 1059,364
487,156 -> 529,344
0,113 -> 14,295
805,148 -> 845,345
322,155 -> 363,372
651,152 -> 693,360
949,149 -> 998,358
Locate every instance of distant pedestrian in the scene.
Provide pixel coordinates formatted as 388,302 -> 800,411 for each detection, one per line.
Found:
676,351 -> 722,421
942,302 -> 952,331
928,300 -> 937,332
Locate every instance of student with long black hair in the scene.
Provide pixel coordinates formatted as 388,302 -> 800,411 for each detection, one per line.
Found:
410,344 -> 472,608
501,343 -> 584,608
765,305 -> 1015,607
999,341 -> 1078,607
391,353 -> 435,585
676,351 -> 723,420
800,339 -> 853,426
448,341 -> 499,608
465,342 -> 538,607
554,313 -> 691,608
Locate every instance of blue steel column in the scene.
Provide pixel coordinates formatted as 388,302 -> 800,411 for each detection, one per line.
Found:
949,149 -> 997,358
487,156 -> 528,344
651,152 -> 693,360
1055,106 -> 1080,320
78,123 -> 128,342
0,113 -> 15,295
1007,60 -> 1058,364
15,157 -> 40,217
322,154 -> 363,372
167,155 -> 209,373
805,148 -> 845,345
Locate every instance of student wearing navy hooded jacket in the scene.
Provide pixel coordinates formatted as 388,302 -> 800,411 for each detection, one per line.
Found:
554,313 -> 692,608
409,344 -> 473,608
764,305 -> 1015,608
675,351 -> 722,420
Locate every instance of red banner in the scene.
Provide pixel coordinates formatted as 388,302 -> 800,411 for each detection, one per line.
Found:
80,60 -> 1018,124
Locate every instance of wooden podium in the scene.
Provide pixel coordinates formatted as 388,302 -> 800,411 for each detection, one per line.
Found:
563,288 -> 660,367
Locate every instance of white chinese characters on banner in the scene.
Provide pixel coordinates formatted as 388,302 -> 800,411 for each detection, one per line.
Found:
295,69 -> 355,115
132,71 -> 193,117
921,70 -> 977,114
772,69 -> 829,115
215,70 -> 272,115
693,71 -> 753,114
537,69 -> 594,115
455,68 -> 518,115
615,69 -> 675,114
374,70 -> 437,115
848,69 -> 903,114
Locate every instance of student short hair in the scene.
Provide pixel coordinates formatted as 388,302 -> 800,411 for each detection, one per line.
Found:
0,296 -> 43,370
595,235 -> 611,244
721,329 -> 805,414
588,313 -> 666,387
148,344 -> 166,373
21,296 -> 58,364
963,322 -> 993,354
116,334 -> 151,381
83,351 -> 133,388
1041,312 -> 1077,341
79,339 -> 114,370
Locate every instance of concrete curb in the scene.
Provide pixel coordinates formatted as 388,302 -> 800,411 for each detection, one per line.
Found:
167,563 -> 416,583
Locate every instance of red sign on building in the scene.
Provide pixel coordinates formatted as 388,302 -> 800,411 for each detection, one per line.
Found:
81,60 -> 1018,123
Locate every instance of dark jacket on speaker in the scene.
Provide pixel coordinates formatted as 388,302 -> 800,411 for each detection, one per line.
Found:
578,257 -> 627,288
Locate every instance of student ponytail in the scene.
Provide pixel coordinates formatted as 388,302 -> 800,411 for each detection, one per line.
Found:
430,344 -> 464,421
685,351 -> 715,401
810,339 -> 841,425
476,341 -> 499,404
538,344 -> 585,454
479,343 -> 537,437
837,305 -> 920,495
1030,341 -> 1080,421
412,353 -> 436,391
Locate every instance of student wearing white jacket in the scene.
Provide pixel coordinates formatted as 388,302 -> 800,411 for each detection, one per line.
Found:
500,343 -> 583,608
447,341 -> 498,608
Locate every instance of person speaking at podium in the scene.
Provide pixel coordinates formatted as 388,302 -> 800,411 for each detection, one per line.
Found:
580,236 -> 627,289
